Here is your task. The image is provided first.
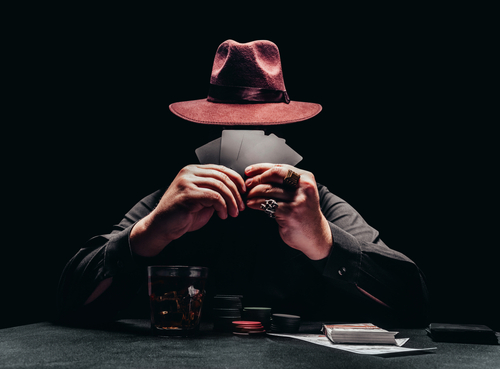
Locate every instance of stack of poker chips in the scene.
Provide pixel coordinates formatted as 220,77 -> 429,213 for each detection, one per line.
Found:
232,321 -> 266,336
242,307 -> 272,330
269,314 -> 301,333
212,295 -> 243,332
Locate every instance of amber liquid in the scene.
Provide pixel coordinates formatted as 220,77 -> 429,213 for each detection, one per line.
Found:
148,275 -> 206,335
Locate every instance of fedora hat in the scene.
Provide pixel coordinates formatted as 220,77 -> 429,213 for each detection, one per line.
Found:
169,40 -> 322,125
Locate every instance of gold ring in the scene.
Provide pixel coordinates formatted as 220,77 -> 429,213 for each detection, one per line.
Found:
283,170 -> 300,188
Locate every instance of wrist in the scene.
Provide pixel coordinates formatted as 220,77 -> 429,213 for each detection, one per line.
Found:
305,216 -> 333,260
130,214 -> 173,257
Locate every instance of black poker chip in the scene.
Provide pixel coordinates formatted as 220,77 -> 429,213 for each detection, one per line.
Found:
213,308 -> 241,317
269,313 -> 301,333
212,295 -> 243,332
242,307 -> 272,329
213,295 -> 243,309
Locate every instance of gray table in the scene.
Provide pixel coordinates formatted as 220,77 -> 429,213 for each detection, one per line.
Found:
1,320 -> 498,368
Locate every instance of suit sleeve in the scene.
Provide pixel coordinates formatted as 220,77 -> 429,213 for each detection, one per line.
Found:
314,184 -> 430,326
56,189 -> 164,325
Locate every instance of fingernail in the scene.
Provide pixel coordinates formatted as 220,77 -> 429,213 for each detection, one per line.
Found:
246,178 -> 252,187
245,166 -> 252,173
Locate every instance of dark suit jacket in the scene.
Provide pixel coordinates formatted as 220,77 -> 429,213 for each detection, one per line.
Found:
57,184 -> 429,327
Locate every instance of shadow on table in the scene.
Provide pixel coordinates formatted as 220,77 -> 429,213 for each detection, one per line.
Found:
376,350 -> 436,358
57,318 -> 227,339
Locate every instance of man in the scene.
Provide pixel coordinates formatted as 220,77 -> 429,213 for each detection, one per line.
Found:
57,40 -> 429,327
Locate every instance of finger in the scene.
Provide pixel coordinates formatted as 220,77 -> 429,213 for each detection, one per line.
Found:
246,197 -> 278,211
246,197 -> 290,219
198,164 -> 246,194
195,188 -> 229,220
246,184 -> 295,202
245,164 -> 292,188
244,163 -> 275,177
194,177 -> 241,217
194,166 -> 246,211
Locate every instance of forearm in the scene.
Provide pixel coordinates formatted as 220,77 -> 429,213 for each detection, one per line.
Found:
85,210 -> 175,303
130,213 -> 174,257
297,215 -> 333,260
319,222 -> 429,326
56,227 -> 144,324
316,184 -> 429,325
84,277 -> 113,305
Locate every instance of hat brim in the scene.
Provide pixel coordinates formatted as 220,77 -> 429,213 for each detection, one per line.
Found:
169,99 -> 322,125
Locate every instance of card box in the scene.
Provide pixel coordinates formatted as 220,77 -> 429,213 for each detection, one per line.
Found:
426,323 -> 498,344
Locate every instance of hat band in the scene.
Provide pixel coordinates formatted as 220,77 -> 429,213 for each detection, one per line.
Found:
207,83 -> 290,104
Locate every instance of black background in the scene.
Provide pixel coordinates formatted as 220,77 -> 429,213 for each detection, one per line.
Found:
3,4 -> 497,330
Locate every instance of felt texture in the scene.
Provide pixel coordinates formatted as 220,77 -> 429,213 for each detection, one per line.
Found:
1,320 -> 498,368
169,40 -> 322,125
210,40 -> 286,91
170,99 -> 322,125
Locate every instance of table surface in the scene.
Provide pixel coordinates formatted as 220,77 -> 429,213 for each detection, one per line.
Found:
1,319 -> 498,369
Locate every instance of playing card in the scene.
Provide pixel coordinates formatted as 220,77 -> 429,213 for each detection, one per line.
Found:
195,137 -> 221,165
195,131 -> 302,177
220,130 -> 264,168
235,133 -> 302,174
230,132 -> 268,176
265,135 -> 302,166
237,131 -> 267,160
254,134 -> 302,165
269,133 -> 286,143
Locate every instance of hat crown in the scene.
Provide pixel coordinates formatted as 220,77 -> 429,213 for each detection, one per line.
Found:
210,40 -> 286,91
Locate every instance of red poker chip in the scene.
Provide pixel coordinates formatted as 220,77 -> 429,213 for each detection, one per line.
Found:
232,320 -> 267,336
233,330 -> 266,336
232,321 -> 262,325
235,325 -> 264,329
233,326 -> 264,332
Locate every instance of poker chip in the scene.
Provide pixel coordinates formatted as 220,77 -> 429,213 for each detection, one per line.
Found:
212,295 -> 243,332
242,307 -> 272,330
232,321 -> 262,325
212,297 -> 272,336
213,295 -> 243,309
234,324 -> 264,329
269,313 -> 301,333
232,321 -> 266,336
213,308 -> 241,318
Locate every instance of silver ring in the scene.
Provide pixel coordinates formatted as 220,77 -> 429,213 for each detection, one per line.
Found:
261,199 -> 278,218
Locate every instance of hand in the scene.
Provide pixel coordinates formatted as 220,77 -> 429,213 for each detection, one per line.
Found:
131,164 -> 246,257
245,163 -> 332,260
